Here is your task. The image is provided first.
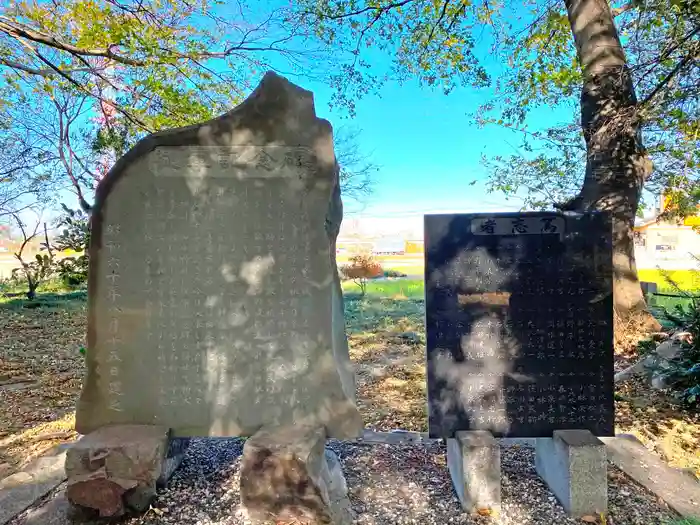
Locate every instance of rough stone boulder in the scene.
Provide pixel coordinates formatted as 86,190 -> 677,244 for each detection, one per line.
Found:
240,425 -> 353,525
65,425 -> 186,517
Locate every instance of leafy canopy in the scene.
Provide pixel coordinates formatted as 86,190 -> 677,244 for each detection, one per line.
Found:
297,0 -> 700,216
0,0 -> 375,210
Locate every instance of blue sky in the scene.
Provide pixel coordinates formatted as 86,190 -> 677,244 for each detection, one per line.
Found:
295,57 -> 576,220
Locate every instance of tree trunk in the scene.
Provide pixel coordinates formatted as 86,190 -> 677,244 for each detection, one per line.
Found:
561,0 -> 660,329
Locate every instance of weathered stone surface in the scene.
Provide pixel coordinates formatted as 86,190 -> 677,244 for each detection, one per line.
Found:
157,437 -> 190,488
535,430 -> 607,517
77,70 -> 362,440
322,450 -> 354,525
10,490 -> 87,525
240,426 -> 352,525
602,434 -> 700,519
446,431 -> 501,512
0,446 -> 66,525
615,332 -> 691,385
64,425 -> 169,516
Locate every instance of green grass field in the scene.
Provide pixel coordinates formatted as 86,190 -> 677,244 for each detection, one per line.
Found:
4,267 -> 699,313
341,269 -> 700,326
341,279 -> 424,299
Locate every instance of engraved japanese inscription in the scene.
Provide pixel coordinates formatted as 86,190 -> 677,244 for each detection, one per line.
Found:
77,72 -> 362,440
424,211 -> 614,438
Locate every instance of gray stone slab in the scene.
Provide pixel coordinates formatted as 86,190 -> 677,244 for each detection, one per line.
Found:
77,71 -> 362,441
0,447 -> 66,525
11,490 -> 74,525
447,431 -> 501,512
535,430 -> 607,518
601,434 -> 700,519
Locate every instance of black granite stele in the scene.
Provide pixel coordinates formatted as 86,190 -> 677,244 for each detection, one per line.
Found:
424,212 -> 614,438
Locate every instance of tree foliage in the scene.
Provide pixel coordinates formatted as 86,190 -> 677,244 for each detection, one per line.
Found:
340,254 -> 382,296
1,0 -> 376,211
476,0 -> 699,217
52,204 -> 90,287
297,0 -> 699,216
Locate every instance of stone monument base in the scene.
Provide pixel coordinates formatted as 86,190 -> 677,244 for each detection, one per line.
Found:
240,425 -> 353,525
64,425 -> 188,517
535,430 -> 608,517
446,430 -> 501,513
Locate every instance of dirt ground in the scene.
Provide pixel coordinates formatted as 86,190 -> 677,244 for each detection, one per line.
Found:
0,299 -> 84,478
345,297 -> 700,479
0,295 -> 698,483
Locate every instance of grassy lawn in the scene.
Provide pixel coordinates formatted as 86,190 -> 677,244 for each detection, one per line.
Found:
341,278 -> 424,299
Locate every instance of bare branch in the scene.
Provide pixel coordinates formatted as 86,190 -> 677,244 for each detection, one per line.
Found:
304,0 -> 416,21
639,44 -> 699,108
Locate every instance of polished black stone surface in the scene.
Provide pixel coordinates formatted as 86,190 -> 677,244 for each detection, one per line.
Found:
424,212 -> 614,438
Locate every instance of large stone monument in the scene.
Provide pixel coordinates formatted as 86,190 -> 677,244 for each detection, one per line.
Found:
424,211 -> 613,518
67,71 -> 362,523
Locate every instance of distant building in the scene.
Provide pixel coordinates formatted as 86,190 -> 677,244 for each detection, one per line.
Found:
336,239 -> 374,255
372,237 -> 405,255
633,195 -> 700,270
405,240 -> 424,254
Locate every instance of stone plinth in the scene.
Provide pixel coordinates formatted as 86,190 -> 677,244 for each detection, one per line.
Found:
64,425 -> 171,517
240,425 -> 352,525
447,430 -> 501,512
535,430 -> 607,517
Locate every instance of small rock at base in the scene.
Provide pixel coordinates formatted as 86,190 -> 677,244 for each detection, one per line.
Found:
240,426 -> 352,525
66,478 -> 128,517
64,424 -> 170,517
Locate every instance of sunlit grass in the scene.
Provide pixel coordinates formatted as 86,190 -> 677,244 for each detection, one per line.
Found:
341,279 -> 424,299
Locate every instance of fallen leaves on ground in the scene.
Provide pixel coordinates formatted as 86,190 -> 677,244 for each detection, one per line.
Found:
0,299 -> 85,475
346,298 -> 427,432
615,376 -> 700,477
1,293 -> 698,487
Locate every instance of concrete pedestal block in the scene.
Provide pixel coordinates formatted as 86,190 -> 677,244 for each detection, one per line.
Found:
446,430 -> 501,512
535,430 -> 608,518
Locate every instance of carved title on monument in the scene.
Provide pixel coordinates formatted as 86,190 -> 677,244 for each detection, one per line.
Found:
149,146 -> 318,178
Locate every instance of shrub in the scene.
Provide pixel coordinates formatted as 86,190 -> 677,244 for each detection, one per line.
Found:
11,251 -> 55,300
383,269 -> 407,278
56,255 -> 89,288
340,254 -> 382,297
53,205 -> 90,287
660,275 -> 700,408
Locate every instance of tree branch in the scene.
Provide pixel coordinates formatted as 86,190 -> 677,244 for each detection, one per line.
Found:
640,43 -> 699,108
612,2 -> 637,17
0,18 -> 147,66
51,97 -> 94,213
306,0 -> 416,21
28,45 -> 150,130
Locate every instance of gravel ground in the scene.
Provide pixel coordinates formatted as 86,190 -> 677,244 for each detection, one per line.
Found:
10,438 -> 680,525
